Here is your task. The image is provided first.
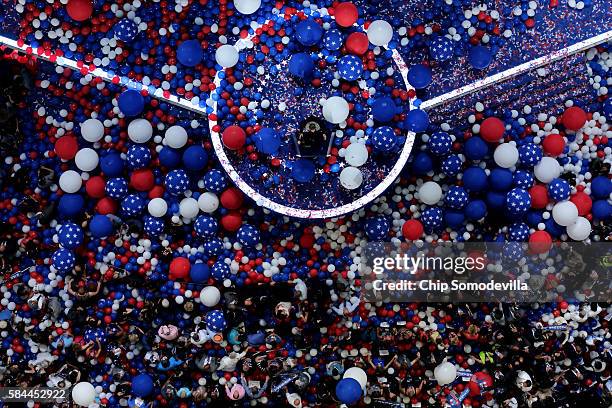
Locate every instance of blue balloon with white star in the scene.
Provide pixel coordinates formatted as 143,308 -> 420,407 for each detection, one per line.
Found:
203,238 -> 224,256
430,36 -> 454,62
508,222 -> 530,241
441,155 -> 462,176
144,216 -> 164,236
105,177 -> 129,199
506,188 -> 531,215
202,170 -> 227,193
165,169 -> 190,195
518,143 -> 542,167
445,186 -> 468,209
503,242 -> 523,261
58,223 -> 83,249
365,216 -> 390,241
114,18 -> 139,42
194,215 -> 218,238
52,248 -> 75,272
121,194 -> 146,216
338,55 -> 363,81
513,170 -> 534,189
428,131 -> 452,156
127,145 -> 151,169
547,178 -> 570,201
323,29 -> 342,51
421,207 -> 443,231
371,126 -> 397,153
205,310 -> 227,332
237,224 -> 260,247
212,261 -> 231,281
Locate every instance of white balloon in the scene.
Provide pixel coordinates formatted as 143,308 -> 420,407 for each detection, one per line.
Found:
418,181 -> 442,205
200,286 -> 221,307
339,166 -> 363,190
74,148 -> 99,172
59,170 -> 82,193
233,0 -> 261,14
345,143 -> 369,167
567,216 -> 591,241
367,20 -> 393,46
198,192 -> 219,213
179,197 -> 199,219
494,143 -> 519,168
72,382 -> 96,407
216,45 -> 239,68
128,118 -> 153,144
80,118 -> 104,142
534,157 -> 561,183
148,197 -> 168,217
165,125 -> 188,149
434,361 -> 457,385
552,201 -> 579,227
322,96 -> 350,124
343,366 -> 367,390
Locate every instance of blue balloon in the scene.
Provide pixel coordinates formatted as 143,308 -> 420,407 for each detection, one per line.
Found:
100,153 -> 124,177
469,45 -> 492,70
288,52 -> 315,78
177,39 -> 203,67
407,64 -> 432,89
603,98 -> 612,118
486,191 -> 506,209
253,128 -> 281,154
58,194 -> 84,217
465,200 -> 487,220
464,137 -> 488,161
118,89 -> 144,117
52,248 -> 75,272
412,152 -> 433,175
158,147 -> 181,168
592,199 -> 611,220
114,18 -> 139,42
338,55 -> 363,81
89,214 -> 114,238
488,168 -> 513,191
291,159 -> 316,183
182,145 -> 208,171
323,29 -> 342,51
190,263 -> 210,283
127,145 -> 152,169
405,109 -> 429,132
444,210 -> 465,228
365,216 -> 390,241
335,378 -> 362,405
295,19 -> 323,46
237,224 -> 260,247
371,126 -> 397,153
463,166 -> 488,192
58,222 -> 84,249
429,36 -> 454,62
371,97 -> 396,122
132,373 -> 154,397
205,310 -> 227,332
590,176 -> 611,198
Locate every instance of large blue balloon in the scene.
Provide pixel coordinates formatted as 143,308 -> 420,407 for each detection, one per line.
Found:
253,128 -> 281,154
58,194 -> 84,217
291,159 -> 316,183
295,19 -> 323,46
469,45 -> 492,70
464,137 -> 488,161
182,145 -> 208,171
89,214 -> 114,238
118,89 -> 144,117
465,199 -> 487,220
405,109 -> 429,132
412,152 -> 433,175
190,263 -> 210,283
158,147 -> 182,168
592,199 -> 611,220
590,176 -> 611,198
177,40 -> 203,67
371,97 -> 396,122
463,166 -> 487,192
288,52 -> 315,79
132,373 -> 154,397
114,18 -> 139,42
100,153 -> 124,177
335,378 -> 362,405
407,64 -> 432,89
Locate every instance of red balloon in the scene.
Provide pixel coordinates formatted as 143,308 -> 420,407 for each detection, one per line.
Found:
66,0 -> 93,21
222,125 -> 246,150
346,32 -> 369,55
130,168 -> 155,191
528,185 -> 548,209
221,211 -> 242,232
220,187 -> 244,209
559,300 -> 569,310
334,2 -> 358,27
570,191 -> 592,216
96,197 -> 117,215
149,185 -> 164,199
480,117 -> 505,143
529,230 -> 552,254
542,133 -> 565,156
468,372 -> 493,396
86,176 -> 106,198
402,219 -> 423,240
562,106 -> 587,131
55,136 -> 79,160
169,257 -> 191,280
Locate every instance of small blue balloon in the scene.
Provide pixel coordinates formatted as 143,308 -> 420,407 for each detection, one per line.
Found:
407,64 -> 432,89
465,200 -> 487,220
113,18 -> 139,42
464,137 -> 488,161
291,159 -> 316,183
288,52 -> 315,78
118,89 -> 144,117
412,152 -> 433,175
177,39 -> 203,67
463,166 -> 488,192
488,168 -> 513,192
469,45 -> 492,70
295,19 -> 323,46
